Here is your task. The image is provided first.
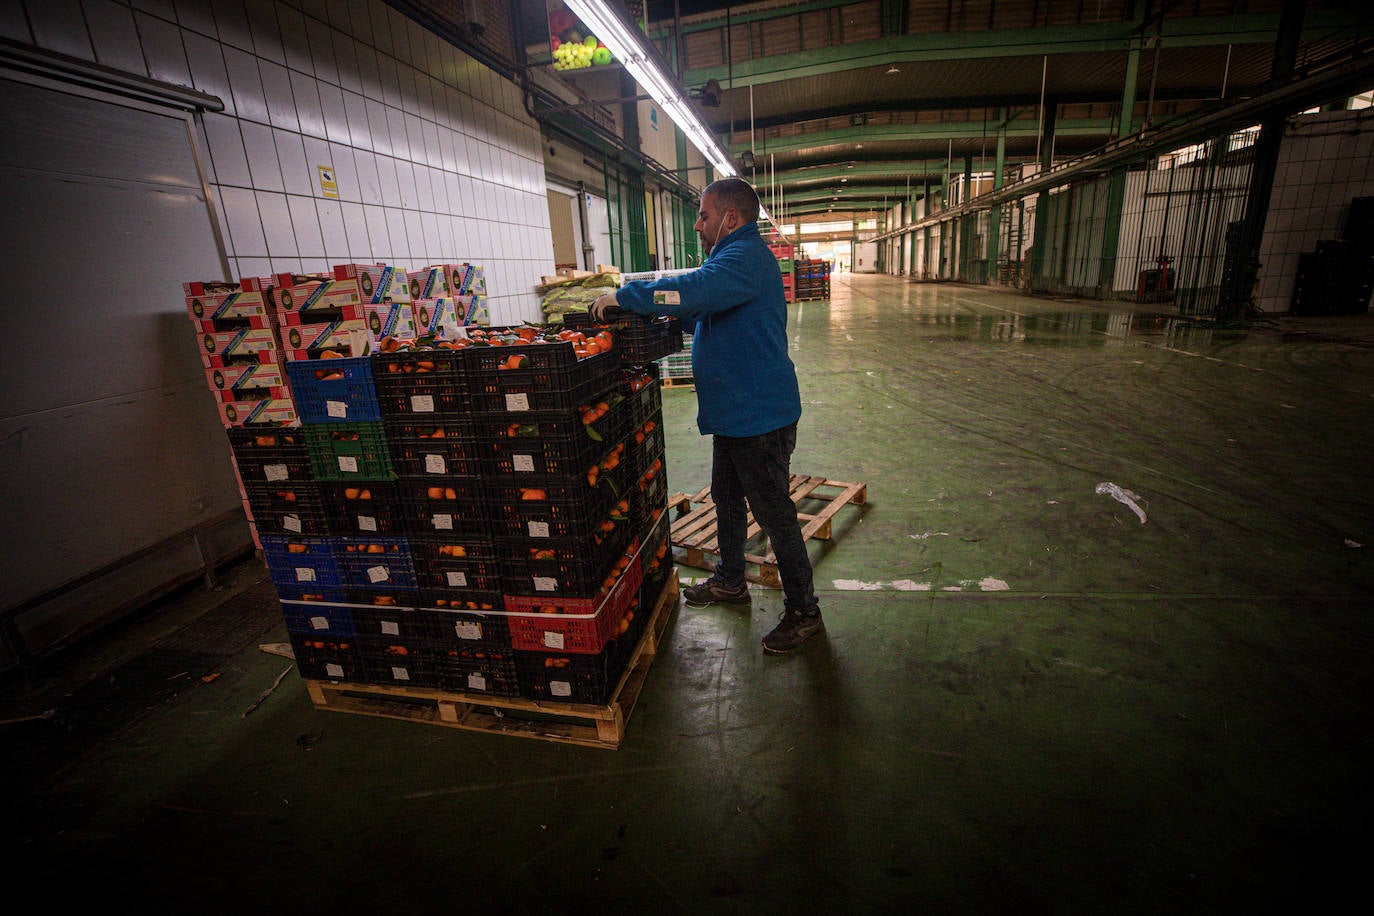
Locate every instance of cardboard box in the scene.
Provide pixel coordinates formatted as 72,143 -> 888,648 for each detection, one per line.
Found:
407,267 -> 448,301
185,286 -> 272,322
273,273 -> 365,317
192,311 -> 274,333
424,263 -> 485,297
200,327 -> 281,368
217,396 -> 299,427
410,299 -> 459,338
205,361 -> 288,399
332,263 -> 411,303
365,302 -> 416,341
281,319 -> 370,360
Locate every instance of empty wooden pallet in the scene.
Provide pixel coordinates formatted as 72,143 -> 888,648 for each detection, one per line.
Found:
669,474 -> 867,587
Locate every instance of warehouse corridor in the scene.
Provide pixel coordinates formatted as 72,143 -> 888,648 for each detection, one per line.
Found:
5,274 -> 1374,914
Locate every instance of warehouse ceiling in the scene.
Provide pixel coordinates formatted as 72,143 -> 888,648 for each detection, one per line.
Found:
401,1 -> 1374,228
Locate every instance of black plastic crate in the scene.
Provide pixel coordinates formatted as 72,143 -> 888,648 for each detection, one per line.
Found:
421,604 -> 510,648
288,631 -> 361,682
261,536 -> 343,591
243,483 -> 333,537
462,335 -> 616,375
305,422 -> 393,480
336,537 -> 417,591
418,589 -> 504,614
514,640 -> 635,704
629,413 -> 664,479
372,348 -> 468,417
343,587 -> 421,609
434,645 -> 519,696
497,524 -> 633,599
319,480 -> 403,535
274,583 -> 346,603
489,460 -> 631,542
410,536 -> 502,594
354,637 -> 437,688
384,418 -> 483,477
564,313 -> 683,365
286,356 -> 382,423
478,401 -> 630,478
634,461 -> 668,528
466,351 -> 621,415
279,598 -> 354,637
623,369 -> 662,429
350,605 -> 430,642
395,477 -> 491,539
227,426 -> 313,485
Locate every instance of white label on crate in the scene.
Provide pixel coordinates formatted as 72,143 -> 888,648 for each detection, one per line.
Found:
325,662 -> 344,679
357,515 -> 377,532
411,394 -> 435,413
296,567 -> 316,582
550,680 -> 572,697
381,620 -> 400,636
445,571 -> 468,587
543,631 -> 565,650
327,399 -> 348,418
391,666 -> 410,681
424,454 -> 447,474
283,514 -> 303,533
455,621 -> 482,640
338,456 -> 358,473
527,520 -> 550,538
367,565 -> 390,583
534,575 -> 558,592
309,615 -> 328,630
505,392 -> 530,412
432,513 -> 454,530
467,673 -> 487,691
264,463 -> 289,482
513,454 -> 535,473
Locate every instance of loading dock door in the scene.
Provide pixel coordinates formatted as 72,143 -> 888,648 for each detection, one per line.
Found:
0,72 -> 242,667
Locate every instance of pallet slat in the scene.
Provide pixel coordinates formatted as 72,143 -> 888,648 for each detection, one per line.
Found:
669,474 -> 867,586
303,574 -> 679,749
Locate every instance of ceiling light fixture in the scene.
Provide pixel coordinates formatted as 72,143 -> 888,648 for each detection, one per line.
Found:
561,1 -> 778,221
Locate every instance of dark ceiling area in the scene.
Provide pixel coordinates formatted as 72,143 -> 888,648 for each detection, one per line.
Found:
433,1 -> 1374,225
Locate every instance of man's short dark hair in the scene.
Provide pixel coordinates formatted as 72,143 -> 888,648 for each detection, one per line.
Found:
703,178 -> 760,224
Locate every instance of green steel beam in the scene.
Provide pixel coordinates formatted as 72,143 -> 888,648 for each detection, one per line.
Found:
771,161 -> 950,184
730,118 -> 1115,155
686,11 -> 1366,89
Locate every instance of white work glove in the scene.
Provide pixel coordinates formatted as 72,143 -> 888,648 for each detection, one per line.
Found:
590,292 -> 620,323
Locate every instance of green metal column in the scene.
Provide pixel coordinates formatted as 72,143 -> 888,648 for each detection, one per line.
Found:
1097,29 -> 1143,296
988,110 -> 1006,284
1029,98 -> 1057,289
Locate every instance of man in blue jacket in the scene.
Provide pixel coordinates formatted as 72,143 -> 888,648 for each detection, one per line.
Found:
591,178 -> 823,654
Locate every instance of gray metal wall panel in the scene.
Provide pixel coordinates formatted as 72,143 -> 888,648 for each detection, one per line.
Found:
0,75 -> 237,624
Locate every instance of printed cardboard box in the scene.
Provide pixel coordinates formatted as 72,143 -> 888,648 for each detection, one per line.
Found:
200,327 -> 281,368
205,361 -> 288,399
281,319 -> 370,360
217,396 -> 299,427
332,263 -> 411,303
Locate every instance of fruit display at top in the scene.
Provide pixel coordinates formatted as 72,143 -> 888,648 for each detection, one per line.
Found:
548,6 -> 614,70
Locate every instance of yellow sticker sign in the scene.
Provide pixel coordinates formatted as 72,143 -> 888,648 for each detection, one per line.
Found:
318,165 -> 339,199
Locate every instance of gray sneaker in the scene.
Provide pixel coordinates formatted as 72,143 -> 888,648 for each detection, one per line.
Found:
762,610 -> 824,654
682,574 -> 751,608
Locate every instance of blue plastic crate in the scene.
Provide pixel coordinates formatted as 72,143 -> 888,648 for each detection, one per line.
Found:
261,535 -> 343,590
287,357 -> 382,423
337,537 -> 418,590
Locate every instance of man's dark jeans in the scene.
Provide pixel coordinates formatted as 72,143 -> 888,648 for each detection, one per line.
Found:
710,423 -> 820,615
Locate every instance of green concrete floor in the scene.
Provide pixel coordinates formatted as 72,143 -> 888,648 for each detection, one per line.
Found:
4,274 -> 1373,914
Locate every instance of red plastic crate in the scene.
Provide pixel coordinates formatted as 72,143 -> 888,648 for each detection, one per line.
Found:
504,551 -> 643,654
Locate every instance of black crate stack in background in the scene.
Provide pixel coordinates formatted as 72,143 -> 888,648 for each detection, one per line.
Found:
187,266 -> 680,705
1291,196 -> 1374,316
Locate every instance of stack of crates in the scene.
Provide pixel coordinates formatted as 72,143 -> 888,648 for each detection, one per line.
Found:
795,259 -> 832,300
185,275 -> 297,551
772,243 -> 796,303
191,263 -> 680,705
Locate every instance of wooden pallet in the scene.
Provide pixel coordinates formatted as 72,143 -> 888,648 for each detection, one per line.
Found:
303,574 -> 679,750
669,475 -> 867,587
661,376 -> 695,388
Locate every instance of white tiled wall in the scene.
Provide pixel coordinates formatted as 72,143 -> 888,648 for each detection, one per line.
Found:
1257,109 -> 1374,315
4,0 -> 556,324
